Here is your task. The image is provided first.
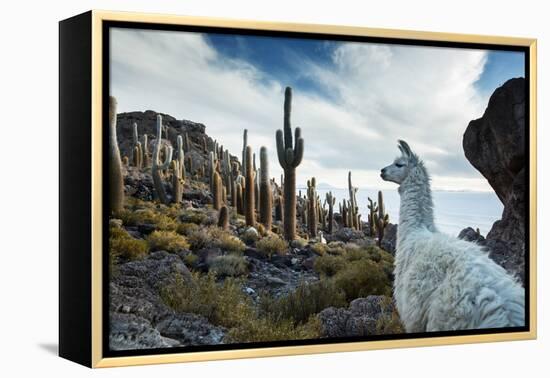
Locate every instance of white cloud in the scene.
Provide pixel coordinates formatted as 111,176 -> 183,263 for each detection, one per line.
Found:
110,28 -> 492,191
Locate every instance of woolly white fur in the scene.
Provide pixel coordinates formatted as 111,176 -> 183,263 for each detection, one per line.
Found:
381,141 -> 525,332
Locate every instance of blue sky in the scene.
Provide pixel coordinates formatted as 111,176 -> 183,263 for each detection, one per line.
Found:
111,28 -> 525,191
207,33 -> 524,104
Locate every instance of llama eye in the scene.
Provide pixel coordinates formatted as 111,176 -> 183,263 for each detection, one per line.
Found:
395,163 -> 404,168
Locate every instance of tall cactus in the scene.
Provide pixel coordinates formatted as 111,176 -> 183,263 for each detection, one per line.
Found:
236,182 -> 244,215
212,171 -> 223,210
306,177 -> 317,238
241,129 -> 248,176
367,197 -> 378,237
259,146 -> 272,230
326,192 -> 335,234
142,134 -> 150,168
374,190 -> 389,247
108,96 -> 124,214
132,123 -> 139,167
177,135 -> 186,181
171,160 -> 183,204
348,171 -> 360,230
152,115 -> 173,205
244,146 -> 255,227
218,205 -> 229,230
276,87 -> 304,241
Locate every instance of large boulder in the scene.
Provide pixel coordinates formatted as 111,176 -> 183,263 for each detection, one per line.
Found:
463,78 -> 526,283
318,296 -> 397,338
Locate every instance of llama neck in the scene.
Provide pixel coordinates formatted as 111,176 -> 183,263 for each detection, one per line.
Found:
398,163 -> 436,238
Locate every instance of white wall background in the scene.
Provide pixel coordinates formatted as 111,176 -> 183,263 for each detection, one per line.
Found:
1,0 -> 547,376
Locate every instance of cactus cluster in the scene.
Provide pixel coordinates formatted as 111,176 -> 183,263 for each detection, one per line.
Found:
110,87 -> 395,252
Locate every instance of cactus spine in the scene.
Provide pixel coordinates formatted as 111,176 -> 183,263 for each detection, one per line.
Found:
326,192 -> 335,234
276,87 -> 304,240
244,146 -> 255,226
152,115 -> 173,205
108,96 -> 124,213
259,146 -> 272,230
218,205 -> 229,230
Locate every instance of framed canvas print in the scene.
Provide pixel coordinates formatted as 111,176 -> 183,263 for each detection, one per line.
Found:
59,10 -> 537,368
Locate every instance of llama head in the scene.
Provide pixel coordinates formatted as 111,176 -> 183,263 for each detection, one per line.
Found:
380,140 -> 419,184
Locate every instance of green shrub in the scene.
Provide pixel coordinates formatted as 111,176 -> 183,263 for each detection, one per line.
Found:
259,280 -> 346,325
326,241 -> 346,255
187,227 -> 246,253
161,272 -> 322,344
118,208 -> 177,231
209,228 -> 246,254
183,253 -> 199,268
313,254 -> 348,277
209,255 -> 248,277
161,272 -> 249,328
147,230 -> 190,253
180,208 -> 209,225
187,228 -> 212,251
176,222 -> 200,236
227,314 -> 321,343
343,243 -> 366,261
311,242 -> 328,256
109,226 -> 148,261
334,259 -> 391,301
375,296 -> 405,334
256,234 -> 288,258
291,237 -> 308,249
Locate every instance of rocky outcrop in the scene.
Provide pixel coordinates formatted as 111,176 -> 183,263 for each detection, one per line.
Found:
463,78 -> 526,283
318,296 -> 396,338
110,251 -> 225,350
380,223 -> 397,255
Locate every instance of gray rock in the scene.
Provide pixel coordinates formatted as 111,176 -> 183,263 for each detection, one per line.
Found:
156,313 -> 226,345
380,223 -> 397,255
463,77 -> 526,283
110,313 -> 180,350
319,296 -> 396,338
110,251 -> 226,350
458,227 -> 486,243
333,227 -> 364,243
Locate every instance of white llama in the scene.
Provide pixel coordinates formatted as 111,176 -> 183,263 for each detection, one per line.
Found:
380,140 -> 525,332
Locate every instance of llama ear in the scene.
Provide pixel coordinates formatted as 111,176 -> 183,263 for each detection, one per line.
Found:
397,144 -> 406,157
398,140 -> 418,163
397,140 -> 411,158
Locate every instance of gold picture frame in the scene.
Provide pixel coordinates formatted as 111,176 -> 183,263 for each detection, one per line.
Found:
59,9 -> 537,368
